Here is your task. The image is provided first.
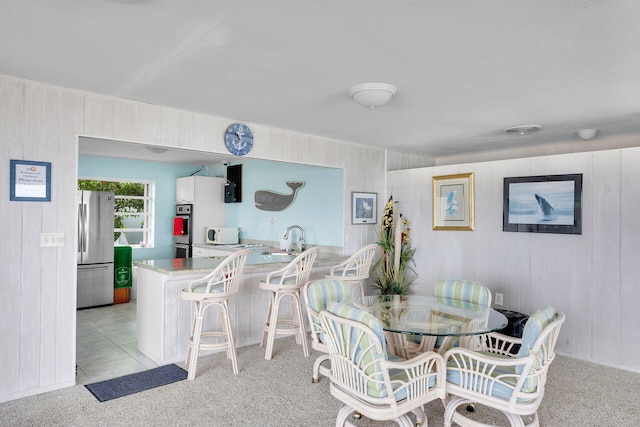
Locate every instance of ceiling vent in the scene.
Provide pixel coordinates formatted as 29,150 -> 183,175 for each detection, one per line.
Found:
503,124 -> 543,135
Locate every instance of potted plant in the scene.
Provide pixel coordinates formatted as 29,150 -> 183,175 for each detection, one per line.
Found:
373,195 -> 417,297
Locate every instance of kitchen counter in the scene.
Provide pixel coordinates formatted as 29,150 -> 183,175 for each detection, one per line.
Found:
134,251 -> 345,276
134,251 -> 347,365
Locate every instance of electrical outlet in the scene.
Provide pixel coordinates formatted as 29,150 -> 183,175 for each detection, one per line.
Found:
344,233 -> 350,243
41,233 -> 65,247
495,292 -> 504,306
241,225 -> 246,232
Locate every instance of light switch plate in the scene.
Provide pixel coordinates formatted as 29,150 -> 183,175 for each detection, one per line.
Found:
41,233 -> 65,247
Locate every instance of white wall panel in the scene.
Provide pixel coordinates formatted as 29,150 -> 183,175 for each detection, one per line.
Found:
591,150 -> 621,364
619,148 -> 640,367
20,82 -> 45,391
0,74 -> 388,402
1,78 -> 25,396
389,147 -> 640,371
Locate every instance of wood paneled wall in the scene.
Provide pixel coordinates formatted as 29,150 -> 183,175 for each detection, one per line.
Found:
0,74 -> 388,402
388,148 -> 640,372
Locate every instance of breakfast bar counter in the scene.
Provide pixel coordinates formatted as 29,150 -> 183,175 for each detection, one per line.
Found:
134,251 -> 346,365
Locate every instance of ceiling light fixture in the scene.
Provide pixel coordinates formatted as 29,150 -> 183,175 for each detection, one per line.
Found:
349,83 -> 397,108
576,129 -> 598,141
503,124 -> 543,135
145,146 -> 169,154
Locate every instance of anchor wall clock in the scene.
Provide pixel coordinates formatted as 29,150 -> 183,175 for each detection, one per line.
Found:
224,123 -> 253,156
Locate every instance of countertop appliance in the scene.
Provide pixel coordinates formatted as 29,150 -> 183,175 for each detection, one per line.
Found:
77,190 -> 115,309
174,204 -> 192,258
205,226 -> 239,245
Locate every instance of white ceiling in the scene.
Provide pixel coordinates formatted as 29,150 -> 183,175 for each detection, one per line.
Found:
3,1 -> 640,159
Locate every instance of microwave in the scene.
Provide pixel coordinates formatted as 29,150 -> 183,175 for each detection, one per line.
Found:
205,227 -> 239,245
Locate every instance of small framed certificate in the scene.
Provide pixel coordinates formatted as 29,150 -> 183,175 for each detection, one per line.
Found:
10,159 -> 52,202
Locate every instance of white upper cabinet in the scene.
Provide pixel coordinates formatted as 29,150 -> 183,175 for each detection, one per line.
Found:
176,176 -> 226,244
176,176 -> 223,203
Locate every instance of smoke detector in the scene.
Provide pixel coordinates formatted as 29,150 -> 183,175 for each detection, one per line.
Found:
503,124 -> 543,135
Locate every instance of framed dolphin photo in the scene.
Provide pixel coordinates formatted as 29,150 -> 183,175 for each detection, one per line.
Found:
352,192 -> 377,224
432,173 -> 474,231
503,174 -> 583,234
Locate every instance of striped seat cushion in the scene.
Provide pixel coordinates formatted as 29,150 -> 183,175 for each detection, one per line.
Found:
306,280 -> 352,343
269,275 -> 298,285
446,353 -> 536,403
516,304 -> 556,391
326,302 -> 388,397
434,280 -> 490,350
435,279 -> 491,307
306,280 -> 352,313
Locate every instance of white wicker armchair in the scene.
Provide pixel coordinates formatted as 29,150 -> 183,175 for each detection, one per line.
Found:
302,279 -> 352,383
443,305 -> 565,427
320,302 -> 446,427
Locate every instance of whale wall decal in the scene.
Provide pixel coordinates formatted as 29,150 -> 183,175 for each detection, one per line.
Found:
255,181 -> 305,211
534,194 -> 557,221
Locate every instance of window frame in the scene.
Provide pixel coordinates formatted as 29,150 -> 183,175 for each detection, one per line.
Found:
78,177 -> 155,249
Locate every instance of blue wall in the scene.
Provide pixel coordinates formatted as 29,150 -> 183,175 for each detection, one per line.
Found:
78,156 -> 343,259
226,159 -> 343,246
79,155 -> 201,260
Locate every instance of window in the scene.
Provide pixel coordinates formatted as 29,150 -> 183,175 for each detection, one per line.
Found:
78,179 -> 154,248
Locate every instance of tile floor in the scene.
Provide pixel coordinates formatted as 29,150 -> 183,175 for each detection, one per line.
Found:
76,300 -> 158,385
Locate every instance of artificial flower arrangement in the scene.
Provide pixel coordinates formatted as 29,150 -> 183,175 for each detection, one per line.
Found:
373,195 -> 417,295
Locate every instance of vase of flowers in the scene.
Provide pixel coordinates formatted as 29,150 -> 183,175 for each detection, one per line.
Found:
373,195 -> 417,296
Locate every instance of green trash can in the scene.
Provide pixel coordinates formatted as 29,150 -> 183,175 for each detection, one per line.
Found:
114,246 -> 132,289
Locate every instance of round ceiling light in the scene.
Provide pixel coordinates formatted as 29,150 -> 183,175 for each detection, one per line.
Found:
503,124 -> 543,135
145,146 -> 169,154
349,83 -> 398,108
577,129 -> 598,141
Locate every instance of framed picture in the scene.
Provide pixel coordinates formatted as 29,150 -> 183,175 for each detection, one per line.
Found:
351,192 -> 377,224
9,159 -> 51,202
432,173 -> 474,231
503,174 -> 582,234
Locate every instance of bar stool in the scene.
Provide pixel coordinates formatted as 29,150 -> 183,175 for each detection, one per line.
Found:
259,247 -> 319,360
325,243 -> 377,297
180,249 -> 250,380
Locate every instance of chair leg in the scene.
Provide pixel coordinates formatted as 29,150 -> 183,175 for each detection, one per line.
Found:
264,291 -> 281,360
291,298 -> 302,345
410,407 -> 427,425
312,354 -> 330,383
291,292 -> 309,357
220,300 -> 239,375
335,404 -> 355,427
186,301 -> 205,381
260,292 -> 274,348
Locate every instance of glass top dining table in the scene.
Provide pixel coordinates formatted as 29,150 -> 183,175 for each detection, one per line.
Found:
350,295 -> 508,337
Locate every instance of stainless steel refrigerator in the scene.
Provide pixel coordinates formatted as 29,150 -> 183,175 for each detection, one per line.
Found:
77,190 -> 115,309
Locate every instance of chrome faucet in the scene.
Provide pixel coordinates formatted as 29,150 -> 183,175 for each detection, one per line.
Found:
284,225 -> 305,252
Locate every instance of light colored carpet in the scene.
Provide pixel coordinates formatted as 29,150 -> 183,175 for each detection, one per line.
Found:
1,337 -> 639,426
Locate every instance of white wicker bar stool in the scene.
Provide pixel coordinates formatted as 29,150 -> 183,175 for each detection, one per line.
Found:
180,249 -> 250,380
259,247 -> 319,360
324,243 -> 377,297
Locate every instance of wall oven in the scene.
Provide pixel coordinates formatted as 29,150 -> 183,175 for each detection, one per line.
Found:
174,204 -> 192,258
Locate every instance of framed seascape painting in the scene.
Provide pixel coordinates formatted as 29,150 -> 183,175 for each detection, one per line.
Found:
503,174 -> 583,234
432,173 -> 474,231
352,192 -> 377,224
